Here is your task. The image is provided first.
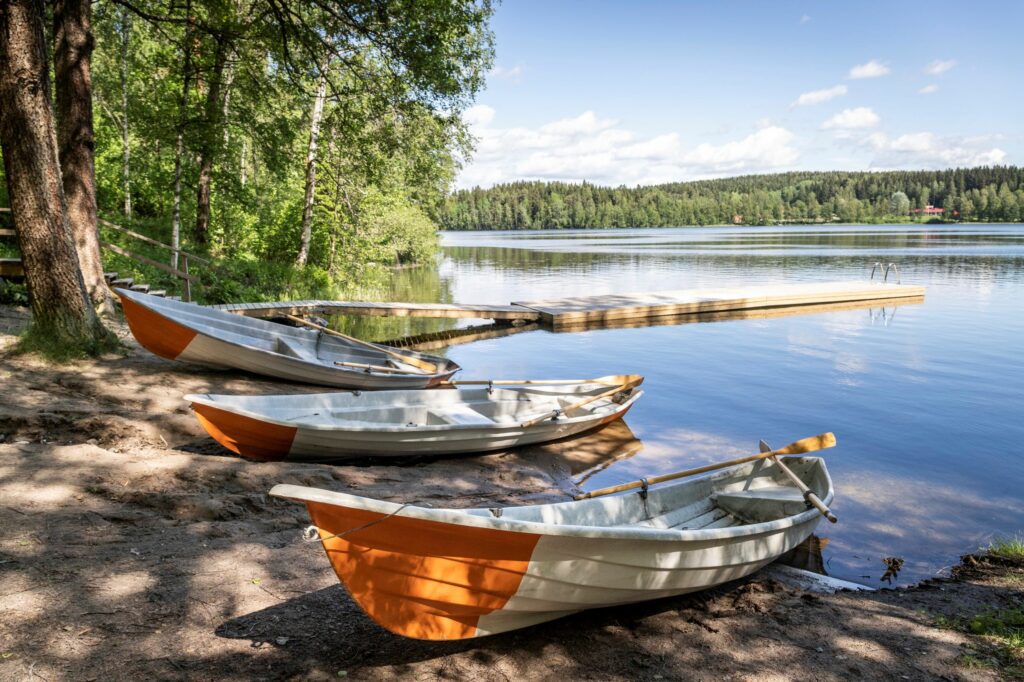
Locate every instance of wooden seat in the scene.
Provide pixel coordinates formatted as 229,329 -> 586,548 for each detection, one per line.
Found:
431,404 -> 495,426
276,336 -> 318,361
714,486 -> 809,523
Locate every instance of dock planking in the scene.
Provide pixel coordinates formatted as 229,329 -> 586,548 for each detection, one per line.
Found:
211,280 -> 925,331
210,299 -> 540,321
514,280 -> 926,330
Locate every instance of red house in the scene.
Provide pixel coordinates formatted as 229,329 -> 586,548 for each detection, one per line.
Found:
910,205 -> 945,215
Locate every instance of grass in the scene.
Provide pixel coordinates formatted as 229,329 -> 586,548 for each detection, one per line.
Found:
937,607 -> 1024,678
968,608 -> 1024,678
990,536 -> 1024,560
14,318 -> 122,362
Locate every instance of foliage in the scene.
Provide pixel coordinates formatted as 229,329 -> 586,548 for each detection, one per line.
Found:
0,280 -> 28,306
77,0 -> 495,290
441,167 -> 1024,229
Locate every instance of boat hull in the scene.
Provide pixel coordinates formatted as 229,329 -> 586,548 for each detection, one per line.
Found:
271,457 -> 833,639
117,289 -> 458,389
187,385 -> 642,461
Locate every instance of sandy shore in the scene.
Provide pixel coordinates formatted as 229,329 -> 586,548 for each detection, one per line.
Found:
1,304 -> 1019,681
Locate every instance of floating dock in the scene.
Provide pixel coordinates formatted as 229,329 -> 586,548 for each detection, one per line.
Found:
209,299 -> 537,321
214,280 -> 924,331
513,281 -> 926,331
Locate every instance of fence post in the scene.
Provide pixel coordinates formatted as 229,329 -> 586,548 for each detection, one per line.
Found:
183,254 -> 191,302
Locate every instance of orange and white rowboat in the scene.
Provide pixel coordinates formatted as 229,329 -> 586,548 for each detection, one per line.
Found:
270,455 -> 833,640
116,288 -> 459,389
185,377 -> 643,461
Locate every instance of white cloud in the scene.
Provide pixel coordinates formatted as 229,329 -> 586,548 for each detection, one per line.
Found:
792,84 -> 847,107
539,111 -> 620,136
489,64 -> 524,83
821,107 -> 881,130
925,59 -> 956,76
463,104 -> 495,127
865,131 -> 1007,168
918,84 -> 939,95
458,108 -> 801,188
847,60 -> 890,79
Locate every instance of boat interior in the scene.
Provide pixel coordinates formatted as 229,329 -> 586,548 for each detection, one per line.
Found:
464,457 -> 829,531
130,291 -> 448,371
193,385 -> 639,428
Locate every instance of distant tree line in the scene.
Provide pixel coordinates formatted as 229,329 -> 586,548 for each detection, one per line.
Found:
440,167 -> 1024,230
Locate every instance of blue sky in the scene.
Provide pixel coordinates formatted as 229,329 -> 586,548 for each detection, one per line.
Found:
457,0 -> 1022,188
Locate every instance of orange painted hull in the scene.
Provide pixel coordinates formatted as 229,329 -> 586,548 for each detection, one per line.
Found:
307,501 -> 541,640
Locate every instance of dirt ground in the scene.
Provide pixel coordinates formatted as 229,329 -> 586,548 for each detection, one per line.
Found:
1,304 -> 1021,681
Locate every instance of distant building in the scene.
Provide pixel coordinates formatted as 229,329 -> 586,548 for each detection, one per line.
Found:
910,205 -> 945,215
732,214 -> 743,224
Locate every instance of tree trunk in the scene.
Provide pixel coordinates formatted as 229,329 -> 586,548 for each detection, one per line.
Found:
295,69 -> 327,266
171,0 -> 192,270
53,0 -> 110,309
193,37 -> 228,244
0,0 -> 108,350
119,5 -> 131,219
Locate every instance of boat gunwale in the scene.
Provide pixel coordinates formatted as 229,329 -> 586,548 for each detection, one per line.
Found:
115,288 -> 460,380
183,387 -> 643,434
269,457 -> 833,542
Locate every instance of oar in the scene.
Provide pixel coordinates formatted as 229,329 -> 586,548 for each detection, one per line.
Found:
334,360 -> 414,374
439,374 -> 643,388
574,432 -> 836,500
285,314 -> 437,374
759,439 -> 837,523
519,377 -> 643,429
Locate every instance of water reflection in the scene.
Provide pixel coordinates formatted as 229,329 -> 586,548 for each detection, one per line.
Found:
425,225 -> 1024,583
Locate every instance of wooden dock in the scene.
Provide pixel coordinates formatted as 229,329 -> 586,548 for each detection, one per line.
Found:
513,281 -> 925,330
212,280 -> 925,331
210,299 -> 539,321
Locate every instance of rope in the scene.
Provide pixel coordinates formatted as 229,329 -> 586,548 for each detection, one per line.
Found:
302,503 -> 411,543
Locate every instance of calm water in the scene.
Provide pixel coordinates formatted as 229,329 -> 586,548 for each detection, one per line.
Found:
380,225 -> 1024,584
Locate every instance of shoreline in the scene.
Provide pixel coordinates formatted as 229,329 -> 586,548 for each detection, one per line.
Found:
1,304 -> 1020,680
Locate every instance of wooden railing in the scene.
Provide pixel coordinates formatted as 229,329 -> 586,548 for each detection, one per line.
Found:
98,218 -> 209,301
0,208 -> 209,301
0,207 -> 13,238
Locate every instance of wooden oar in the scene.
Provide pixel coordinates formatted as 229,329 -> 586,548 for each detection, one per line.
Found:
519,377 -> 642,429
759,439 -> 837,523
439,374 -> 644,388
574,432 -> 836,500
285,314 -> 437,374
334,360 -> 413,374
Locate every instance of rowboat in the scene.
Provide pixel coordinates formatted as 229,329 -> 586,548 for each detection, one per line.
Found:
184,375 -> 643,461
115,288 -> 459,389
270,440 -> 835,640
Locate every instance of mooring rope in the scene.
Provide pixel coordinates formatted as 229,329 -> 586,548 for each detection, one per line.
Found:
302,503 -> 411,543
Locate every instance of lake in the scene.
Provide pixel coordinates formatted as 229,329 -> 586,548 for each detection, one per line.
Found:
373,225 -> 1024,585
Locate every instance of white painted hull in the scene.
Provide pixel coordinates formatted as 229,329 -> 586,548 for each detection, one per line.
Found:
186,382 -> 643,460
271,456 -> 833,639
116,288 -> 459,388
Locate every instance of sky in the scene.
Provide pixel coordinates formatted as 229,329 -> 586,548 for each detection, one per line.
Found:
456,0 -> 1024,189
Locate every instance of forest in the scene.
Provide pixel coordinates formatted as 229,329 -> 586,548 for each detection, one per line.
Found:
0,0 -> 494,354
440,167 -> 1024,230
